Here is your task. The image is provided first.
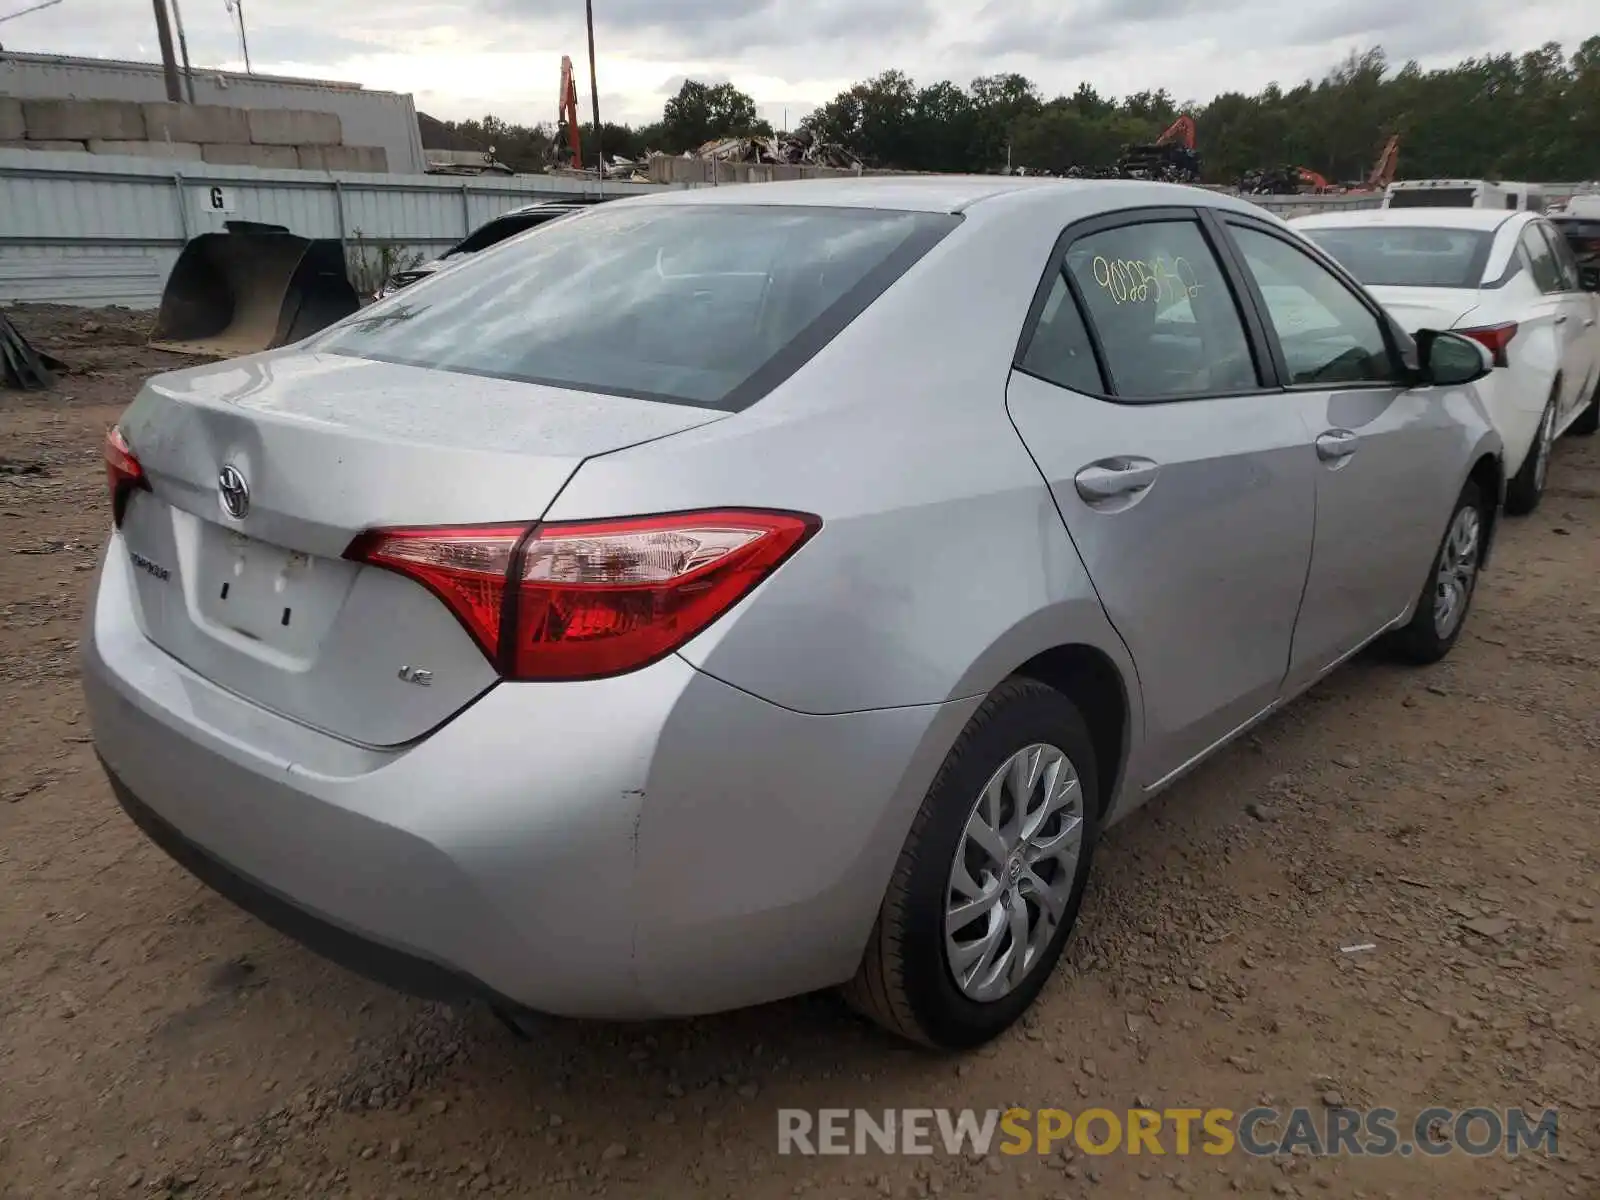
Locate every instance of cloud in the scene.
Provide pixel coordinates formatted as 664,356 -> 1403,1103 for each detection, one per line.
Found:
1291,0 -> 1495,61
3,0 -> 1593,128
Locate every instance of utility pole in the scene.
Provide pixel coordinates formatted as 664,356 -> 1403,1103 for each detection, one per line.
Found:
150,0 -> 182,103
168,0 -> 195,103
226,0 -> 253,74
584,0 -> 602,179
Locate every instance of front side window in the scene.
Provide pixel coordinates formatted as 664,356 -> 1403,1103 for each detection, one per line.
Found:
1060,219 -> 1258,400
1230,226 -> 1398,386
1521,226 -> 1565,294
318,204 -> 956,410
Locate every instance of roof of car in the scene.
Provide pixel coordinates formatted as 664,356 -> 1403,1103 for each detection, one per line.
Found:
608,175 -> 1259,216
1292,207 -> 1530,232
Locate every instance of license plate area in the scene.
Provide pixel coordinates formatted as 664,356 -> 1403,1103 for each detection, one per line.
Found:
193,527 -> 352,659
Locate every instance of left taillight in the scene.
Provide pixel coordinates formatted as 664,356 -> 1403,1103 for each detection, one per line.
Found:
104,426 -> 149,527
345,509 -> 821,682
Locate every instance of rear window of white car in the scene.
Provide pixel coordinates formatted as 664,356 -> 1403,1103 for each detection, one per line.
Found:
1301,226 -> 1494,289
317,204 -> 958,410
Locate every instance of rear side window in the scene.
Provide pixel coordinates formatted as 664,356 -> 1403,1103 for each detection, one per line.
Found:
1536,223 -> 1582,290
1060,220 -> 1258,399
319,204 -> 957,410
1521,226 -> 1565,294
1019,271 -> 1103,394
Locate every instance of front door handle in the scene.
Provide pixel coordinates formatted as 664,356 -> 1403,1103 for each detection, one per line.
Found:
1585,317 -> 1597,328
1316,429 -> 1359,462
1074,457 -> 1160,501
1554,314 -> 1569,325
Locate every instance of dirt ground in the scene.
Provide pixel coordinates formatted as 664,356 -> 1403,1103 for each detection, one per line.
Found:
1,304 -> 1596,1200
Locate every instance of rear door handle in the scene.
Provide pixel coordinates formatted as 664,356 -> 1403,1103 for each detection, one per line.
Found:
1554,314 -> 1569,325
1316,429 -> 1359,462
1074,457 -> 1160,501
1585,318 -> 1597,328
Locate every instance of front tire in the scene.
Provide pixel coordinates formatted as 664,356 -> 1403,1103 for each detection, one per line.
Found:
844,679 -> 1101,1050
1570,383 -> 1599,437
1504,396 -> 1555,515
1385,480 -> 1487,665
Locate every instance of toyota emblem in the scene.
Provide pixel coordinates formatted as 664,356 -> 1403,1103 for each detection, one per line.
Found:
218,464 -> 250,520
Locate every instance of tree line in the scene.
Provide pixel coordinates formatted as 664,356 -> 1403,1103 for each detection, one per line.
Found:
434,38 -> 1600,184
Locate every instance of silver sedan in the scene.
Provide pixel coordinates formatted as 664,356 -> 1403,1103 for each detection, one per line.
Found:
85,177 -> 1503,1050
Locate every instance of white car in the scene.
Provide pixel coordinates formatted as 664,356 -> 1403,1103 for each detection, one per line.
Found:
1294,208 -> 1600,513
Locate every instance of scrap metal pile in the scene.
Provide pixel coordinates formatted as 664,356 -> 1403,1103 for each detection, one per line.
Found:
1057,114 -> 1201,184
684,130 -> 861,170
1056,143 -> 1201,183
1239,166 -> 1306,194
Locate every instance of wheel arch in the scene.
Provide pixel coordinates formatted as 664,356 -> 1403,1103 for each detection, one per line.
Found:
1468,448 -> 1504,565
1010,642 -> 1132,819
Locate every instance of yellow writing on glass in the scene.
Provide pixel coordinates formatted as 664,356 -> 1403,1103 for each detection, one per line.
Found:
1089,255 -> 1202,306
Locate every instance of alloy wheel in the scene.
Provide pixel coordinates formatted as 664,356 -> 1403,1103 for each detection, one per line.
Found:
1533,402 -> 1555,495
945,743 -> 1084,1002
1433,504 -> 1481,639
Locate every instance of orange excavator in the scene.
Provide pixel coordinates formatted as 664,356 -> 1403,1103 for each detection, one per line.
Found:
1295,167 -> 1335,192
558,55 -> 583,170
1156,115 -> 1197,151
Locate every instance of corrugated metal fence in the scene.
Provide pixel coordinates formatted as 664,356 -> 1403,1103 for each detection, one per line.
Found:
0,148 -> 661,308
0,148 -> 1394,309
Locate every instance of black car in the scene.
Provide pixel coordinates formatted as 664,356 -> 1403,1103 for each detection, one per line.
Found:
375,196 -> 610,298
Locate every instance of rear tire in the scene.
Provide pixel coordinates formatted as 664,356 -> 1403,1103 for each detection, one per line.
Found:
1504,396 -> 1555,515
1386,480 -> 1487,665
1570,384 -> 1599,437
843,679 -> 1101,1050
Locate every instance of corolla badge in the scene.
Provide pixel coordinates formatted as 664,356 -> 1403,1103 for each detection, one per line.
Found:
218,464 -> 250,520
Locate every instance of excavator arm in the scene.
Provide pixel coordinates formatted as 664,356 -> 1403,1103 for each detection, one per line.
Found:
558,55 -> 583,170
1367,134 -> 1399,190
1155,115 -> 1197,151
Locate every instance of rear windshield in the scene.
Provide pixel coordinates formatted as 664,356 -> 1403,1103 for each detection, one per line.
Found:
1301,225 -> 1494,288
318,204 -> 958,410
1387,188 -> 1477,208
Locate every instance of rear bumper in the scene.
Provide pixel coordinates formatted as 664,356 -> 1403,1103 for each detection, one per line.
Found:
83,541 -> 974,1019
104,760 -> 513,1008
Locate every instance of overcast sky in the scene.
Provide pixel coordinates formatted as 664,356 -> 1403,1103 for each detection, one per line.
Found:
3,0 -> 1592,129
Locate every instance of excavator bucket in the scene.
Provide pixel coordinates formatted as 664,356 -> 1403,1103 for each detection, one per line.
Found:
150,221 -> 359,357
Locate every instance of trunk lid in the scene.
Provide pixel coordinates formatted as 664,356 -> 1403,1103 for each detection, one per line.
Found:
114,350 -> 729,746
1364,285 -> 1482,334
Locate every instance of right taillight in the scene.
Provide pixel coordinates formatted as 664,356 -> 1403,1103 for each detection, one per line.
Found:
104,425 -> 149,527
346,509 -> 820,681
1457,321 -> 1518,368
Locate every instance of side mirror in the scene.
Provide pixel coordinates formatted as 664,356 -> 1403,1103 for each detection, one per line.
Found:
1414,328 -> 1493,387
1580,266 -> 1600,293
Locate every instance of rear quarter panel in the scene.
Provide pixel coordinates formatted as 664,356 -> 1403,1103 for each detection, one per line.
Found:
544,191 -> 1143,728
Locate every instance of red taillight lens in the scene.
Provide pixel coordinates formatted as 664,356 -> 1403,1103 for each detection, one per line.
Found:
1458,322 -> 1518,368
104,426 -> 149,526
346,509 -> 820,681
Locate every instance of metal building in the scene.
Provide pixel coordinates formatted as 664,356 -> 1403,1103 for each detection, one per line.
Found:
0,50 -> 427,174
